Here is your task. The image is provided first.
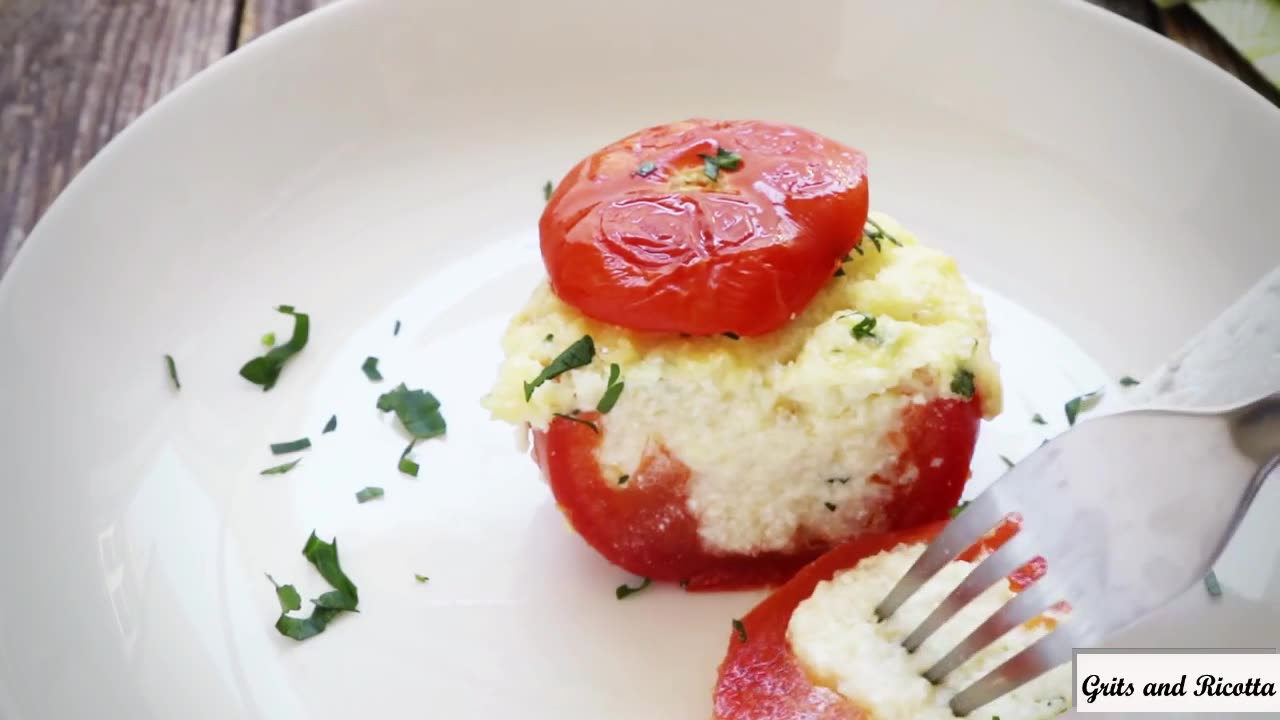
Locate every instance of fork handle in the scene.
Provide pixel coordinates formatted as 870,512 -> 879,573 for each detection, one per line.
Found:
1134,266 -> 1280,410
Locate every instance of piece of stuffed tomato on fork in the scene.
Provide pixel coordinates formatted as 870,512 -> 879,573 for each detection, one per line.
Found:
484,118 -> 1002,590
712,520 -> 1073,719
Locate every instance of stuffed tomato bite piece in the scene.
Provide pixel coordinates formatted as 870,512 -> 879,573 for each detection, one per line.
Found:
712,521 -> 1072,720
483,119 -> 1001,590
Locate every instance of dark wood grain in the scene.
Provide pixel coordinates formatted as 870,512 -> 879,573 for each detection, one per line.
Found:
0,0 -> 235,269
1090,0 -> 1159,28
0,0 -> 1276,275
236,0 -> 328,44
1159,4 -> 1280,107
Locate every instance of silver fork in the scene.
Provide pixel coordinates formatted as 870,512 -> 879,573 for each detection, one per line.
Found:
874,267 -> 1280,716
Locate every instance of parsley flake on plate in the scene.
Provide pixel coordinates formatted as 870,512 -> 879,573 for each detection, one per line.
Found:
269,532 -> 360,641
615,577 -> 652,600
732,618 -> 748,643
260,458 -> 302,475
1204,569 -> 1222,597
266,574 -> 301,613
543,180 -> 554,202
240,305 -> 309,391
1119,376 -> 1140,387
950,501 -> 970,518
1031,413 -> 1047,425
398,440 -> 420,477
361,356 -> 382,382
1064,389 -> 1103,426
393,320 -> 401,336
164,354 -> 180,390
377,384 -> 446,439
999,455 -> 1015,469
355,486 -> 384,503
270,437 -> 311,455
415,574 -> 429,584
524,335 -> 594,401
322,415 -> 337,434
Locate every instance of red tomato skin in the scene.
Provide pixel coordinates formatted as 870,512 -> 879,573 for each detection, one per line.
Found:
711,519 -> 1037,720
531,396 -> 983,591
540,119 -> 870,337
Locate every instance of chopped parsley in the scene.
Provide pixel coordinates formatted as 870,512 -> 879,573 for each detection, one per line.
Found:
700,147 -> 743,180
950,501 -> 970,518
322,415 -> 337,434
261,332 -> 276,347
999,455 -> 1015,469
393,320 -> 401,336
596,363 -> 625,413
1204,570 -> 1222,597
862,217 -> 902,252
554,412 -> 599,434
618,474 -> 630,486
270,437 -> 311,455
240,305 -> 310,391
544,333 -> 554,342
267,574 -> 301,613
636,161 -> 657,177
415,574 -> 429,583
615,577 -> 652,600
260,458 -> 302,475
824,501 -> 837,512
732,618 -> 748,643
851,314 -> 877,341
722,332 -> 740,340
1064,389 -> 1103,426
1031,413 -> 1047,425
355,486 -> 384,503
377,383 -> 447,439
270,532 -> 360,641
1119,376 -> 1140,387
826,477 -> 850,485
543,180 -> 554,202
951,368 -> 976,399
399,440 -> 420,477
834,267 -> 846,277
524,335 -> 594,401
361,356 -> 382,382
164,354 -> 180,390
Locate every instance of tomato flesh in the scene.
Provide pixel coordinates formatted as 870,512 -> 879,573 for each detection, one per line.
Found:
540,119 -> 869,337
531,396 -> 982,591
712,519 -> 1041,719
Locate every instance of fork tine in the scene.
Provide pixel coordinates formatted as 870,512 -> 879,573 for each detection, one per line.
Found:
923,579 -> 1061,683
901,535 -> 1039,652
875,497 -> 1008,621
949,622 -> 1080,717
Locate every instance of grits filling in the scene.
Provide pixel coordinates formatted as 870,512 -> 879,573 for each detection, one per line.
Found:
787,542 -> 1072,719
484,213 -> 1001,554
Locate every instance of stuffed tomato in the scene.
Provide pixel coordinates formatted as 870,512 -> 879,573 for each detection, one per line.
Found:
484,119 -> 1001,590
713,521 -> 1072,719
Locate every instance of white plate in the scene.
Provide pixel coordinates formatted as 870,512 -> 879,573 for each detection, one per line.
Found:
2,1 -> 1279,718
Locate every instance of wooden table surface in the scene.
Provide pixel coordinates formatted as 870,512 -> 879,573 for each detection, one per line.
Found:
2,0 -> 1278,274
